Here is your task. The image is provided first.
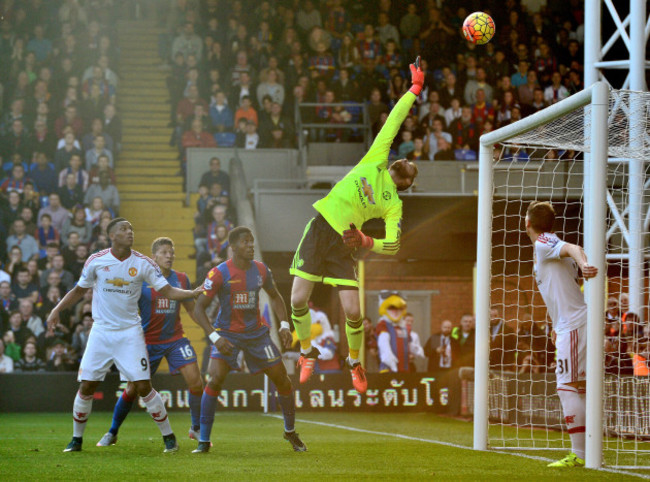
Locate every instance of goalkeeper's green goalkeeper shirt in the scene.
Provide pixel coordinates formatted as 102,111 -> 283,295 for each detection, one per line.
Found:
313,91 -> 416,256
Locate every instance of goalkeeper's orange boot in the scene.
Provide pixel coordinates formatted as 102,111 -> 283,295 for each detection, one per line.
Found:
297,347 -> 320,383
348,359 -> 368,394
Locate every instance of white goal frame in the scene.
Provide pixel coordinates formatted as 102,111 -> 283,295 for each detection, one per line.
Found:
473,82 -> 610,469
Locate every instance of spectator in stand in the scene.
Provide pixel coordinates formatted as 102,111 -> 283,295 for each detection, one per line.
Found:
1,190 -> 23,228
14,340 -> 46,372
62,231 -> 81,262
231,70 -> 256,110
256,69 -> 285,108
449,106 -> 478,153
82,118 -> 114,153
29,152 -> 57,195
58,172 -> 85,211
40,253 -> 74,292
88,154 -> 116,186
54,104 -> 83,139
68,244 -> 89,280
29,119 -> 57,157
296,0 -> 322,36
172,22 -> 203,62
426,118 -> 452,160
424,319 -> 458,373
1,119 -> 31,161
176,84 -> 209,127
0,339 -> 14,373
237,120 -> 260,149
36,213 -> 60,250
58,153 -> 88,191
450,314 -> 475,367
38,193 -> 70,233
464,67 -> 494,105
182,118 -> 218,160
80,83 -> 109,124
510,60 -> 530,89
3,330 -> 22,363
84,172 -> 119,215
517,70 -> 539,108
1,164 -> 29,194
199,157 -> 230,194
85,196 -> 105,226
209,91 -> 233,133
533,42 -> 557,87
19,298 -> 44,338
308,42 -> 336,81
7,219 -> 39,262
61,206 -> 92,246
54,131 -> 83,173
7,310 -> 34,348
398,130 -> 415,158
259,102 -> 295,147
46,339 -> 77,371
85,134 -> 113,171
103,104 -> 122,152
471,89 -> 495,127
544,71 -> 570,105
234,96 -> 258,128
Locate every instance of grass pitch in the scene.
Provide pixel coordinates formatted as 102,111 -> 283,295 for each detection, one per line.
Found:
1,412 -> 648,480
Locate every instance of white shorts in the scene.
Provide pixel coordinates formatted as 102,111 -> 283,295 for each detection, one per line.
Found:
78,324 -> 150,382
555,323 -> 587,385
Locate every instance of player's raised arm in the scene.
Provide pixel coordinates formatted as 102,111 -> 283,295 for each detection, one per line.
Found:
560,243 -> 598,279
358,56 -> 424,168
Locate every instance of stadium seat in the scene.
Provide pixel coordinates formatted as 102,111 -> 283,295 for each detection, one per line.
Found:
214,132 -> 236,147
454,149 -> 477,161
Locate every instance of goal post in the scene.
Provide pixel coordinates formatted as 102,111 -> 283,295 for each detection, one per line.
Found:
473,82 -> 610,467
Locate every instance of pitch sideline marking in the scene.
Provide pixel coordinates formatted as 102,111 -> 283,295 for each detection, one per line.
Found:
264,414 -> 650,480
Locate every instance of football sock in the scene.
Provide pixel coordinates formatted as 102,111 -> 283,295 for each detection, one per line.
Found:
277,390 -> 296,433
72,391 -> 94,438
142,389 -> 173,437
291,305 -> 313,353
109,389 -> 135,436
557,384 -> 586,459
199,385 -> 219,442
345,316 -> 363,360
188,388 -> 203,432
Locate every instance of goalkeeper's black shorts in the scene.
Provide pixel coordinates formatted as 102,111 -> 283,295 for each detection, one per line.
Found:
289,214 -> 358,288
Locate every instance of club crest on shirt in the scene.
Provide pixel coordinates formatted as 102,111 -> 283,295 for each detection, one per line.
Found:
129,267 -> 138,277
257,275 -> 263,287
204,279 -> 213,290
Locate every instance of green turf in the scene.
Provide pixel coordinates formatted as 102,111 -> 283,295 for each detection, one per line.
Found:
0,412 -> 648,480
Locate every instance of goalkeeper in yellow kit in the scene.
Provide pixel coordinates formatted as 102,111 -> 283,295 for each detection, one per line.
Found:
289,57 -> 424,393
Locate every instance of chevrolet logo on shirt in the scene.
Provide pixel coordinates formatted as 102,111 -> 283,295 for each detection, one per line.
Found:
106,278 -> 130,287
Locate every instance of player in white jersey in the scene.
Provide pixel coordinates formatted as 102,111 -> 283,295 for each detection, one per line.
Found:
525,202 -> 598,468
47,218 -> 202,453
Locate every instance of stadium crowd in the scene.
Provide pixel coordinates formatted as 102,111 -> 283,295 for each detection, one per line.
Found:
1,0 -> 647,380
0,0 -> 122,372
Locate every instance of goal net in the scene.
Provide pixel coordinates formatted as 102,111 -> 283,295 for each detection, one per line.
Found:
474,83 -> 650,470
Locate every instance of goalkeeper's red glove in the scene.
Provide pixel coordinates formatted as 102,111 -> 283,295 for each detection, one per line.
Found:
342,223 -> 374,250
408,56 -> 424,96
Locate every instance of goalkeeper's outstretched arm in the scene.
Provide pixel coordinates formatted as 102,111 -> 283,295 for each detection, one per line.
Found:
358,57 -> 425,168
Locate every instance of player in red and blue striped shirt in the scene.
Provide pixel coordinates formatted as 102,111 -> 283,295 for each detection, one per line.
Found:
191,226 -> 306,453
97,237 -> 204,447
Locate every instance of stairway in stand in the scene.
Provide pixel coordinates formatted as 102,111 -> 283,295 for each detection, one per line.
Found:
116,19 -> 205,368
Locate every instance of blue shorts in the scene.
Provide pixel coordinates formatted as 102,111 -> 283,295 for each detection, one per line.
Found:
147,337 -> 197,375
209,329 -> 282,374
